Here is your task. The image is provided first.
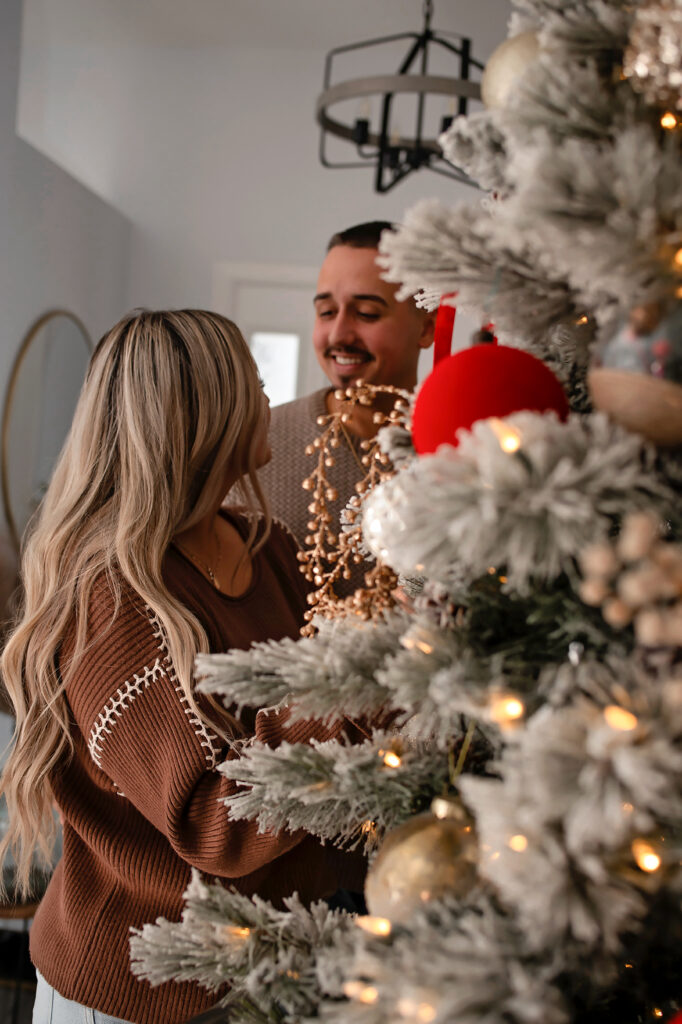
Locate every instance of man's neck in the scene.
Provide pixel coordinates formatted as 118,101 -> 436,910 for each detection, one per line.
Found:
324,384 -> 412,441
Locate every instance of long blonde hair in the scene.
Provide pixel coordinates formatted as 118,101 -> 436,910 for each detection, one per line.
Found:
0,309 -> 270,894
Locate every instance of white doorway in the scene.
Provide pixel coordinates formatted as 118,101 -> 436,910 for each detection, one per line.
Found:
212,262 -> 326,406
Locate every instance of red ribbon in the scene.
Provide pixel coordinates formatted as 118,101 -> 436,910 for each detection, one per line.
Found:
433,293 -> 457,367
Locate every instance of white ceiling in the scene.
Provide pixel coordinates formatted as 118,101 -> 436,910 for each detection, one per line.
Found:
36,0 -> 508,52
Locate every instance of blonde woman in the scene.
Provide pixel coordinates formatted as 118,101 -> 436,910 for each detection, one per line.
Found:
0,310 -> 366,1024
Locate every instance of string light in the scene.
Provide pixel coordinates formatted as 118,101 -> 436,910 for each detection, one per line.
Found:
343,981 -> 379,1004
361,819 -> 378,836
653,1010 -> 663,1018
576,314 -> 589,325
488,417 -> 522,453
674,248 -> 682,269
508,834 -> 528,852
417,1004 -> 437,1023
661,112 -> 677,130
222,924 -> 251,941
382,750 -> 402,769
397,996 -> 438,1022
489,693 -> 525,726
632,838 -> 662,873
356,914 -> 392,937
603,705 -> 639,731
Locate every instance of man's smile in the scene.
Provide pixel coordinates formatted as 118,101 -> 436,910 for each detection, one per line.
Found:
326,348 -> 374,367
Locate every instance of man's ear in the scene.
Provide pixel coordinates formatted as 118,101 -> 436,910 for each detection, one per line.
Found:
418,309 -> 437,350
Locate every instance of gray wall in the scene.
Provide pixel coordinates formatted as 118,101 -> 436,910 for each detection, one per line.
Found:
17,0 -> 510,310
0,0 -> 131,756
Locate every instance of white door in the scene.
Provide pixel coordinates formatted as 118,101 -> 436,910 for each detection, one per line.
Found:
212,262 -> 326,406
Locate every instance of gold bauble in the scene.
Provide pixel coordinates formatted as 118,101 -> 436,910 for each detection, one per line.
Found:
364,798 -> 478,924
480,31 -> 540,110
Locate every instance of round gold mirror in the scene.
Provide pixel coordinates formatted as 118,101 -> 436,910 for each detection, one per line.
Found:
1,310 -> 93,551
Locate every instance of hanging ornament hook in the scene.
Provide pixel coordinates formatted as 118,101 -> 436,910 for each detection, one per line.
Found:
423,0 -> 434,30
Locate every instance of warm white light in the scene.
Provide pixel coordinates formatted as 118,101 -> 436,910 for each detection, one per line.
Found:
632,838 -> 662,873
661,112 -> 677,130
383,750 -> 402,769
343,981 -> 379,1004
397,997 -> 437,1022
603,705 -> 638,731
489,694 -> 525,725
576,314 -> 589,325
488,417 -> 522,453
222,925 -> 251,941
417,1004 -> 437,1023
653,1010 -> 664,1019
508,834 -> 528,852
356,915 -> 392,937
416,640 -> 433,654
675,247 -> 682,269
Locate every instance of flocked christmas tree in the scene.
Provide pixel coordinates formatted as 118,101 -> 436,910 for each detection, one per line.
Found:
130,2 -> 682,1022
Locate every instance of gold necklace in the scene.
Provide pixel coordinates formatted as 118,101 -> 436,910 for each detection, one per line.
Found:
174,527 -> 223,589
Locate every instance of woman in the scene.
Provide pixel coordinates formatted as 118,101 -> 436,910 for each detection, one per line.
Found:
0,310 -> 366,1024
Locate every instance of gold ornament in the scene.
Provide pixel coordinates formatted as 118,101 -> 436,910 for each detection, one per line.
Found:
623,0 -> 682,113
577,512 -> 682,646
297,382 -> 410,636
480,31 -> 540,110
364,796 -> 478,924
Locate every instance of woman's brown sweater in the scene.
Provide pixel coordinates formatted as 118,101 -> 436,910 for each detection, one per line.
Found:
30,515 -> 366,1024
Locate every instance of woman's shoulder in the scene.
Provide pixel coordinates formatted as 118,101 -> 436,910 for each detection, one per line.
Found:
220,507 -> 300,554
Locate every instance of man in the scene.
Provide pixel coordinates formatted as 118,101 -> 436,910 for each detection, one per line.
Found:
258,220 -> 436,594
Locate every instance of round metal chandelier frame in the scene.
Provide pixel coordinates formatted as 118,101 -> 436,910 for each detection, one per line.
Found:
315,1 -> 484,193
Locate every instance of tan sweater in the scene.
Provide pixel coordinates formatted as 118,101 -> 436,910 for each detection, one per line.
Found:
30,514 -> 366,1024
258,388 -> 368,598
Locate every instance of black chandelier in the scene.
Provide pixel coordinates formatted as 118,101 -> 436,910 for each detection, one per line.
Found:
315,0 -> 483,194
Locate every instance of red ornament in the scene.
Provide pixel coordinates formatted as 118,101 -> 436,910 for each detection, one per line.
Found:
667,1013 -> 682,1024
412,344 -> 569,454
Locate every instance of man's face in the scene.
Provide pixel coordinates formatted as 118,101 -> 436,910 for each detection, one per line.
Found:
312,245 -> 434,391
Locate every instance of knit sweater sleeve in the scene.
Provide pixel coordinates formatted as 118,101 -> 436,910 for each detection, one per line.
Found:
62,577 -> 346,879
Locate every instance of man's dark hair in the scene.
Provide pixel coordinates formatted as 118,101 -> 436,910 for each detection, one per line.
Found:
326,220 -> 395,252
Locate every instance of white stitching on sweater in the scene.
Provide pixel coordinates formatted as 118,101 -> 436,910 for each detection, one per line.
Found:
87,606 -> 221,771
146,607 -> 220,768
88,658 -> 164,768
